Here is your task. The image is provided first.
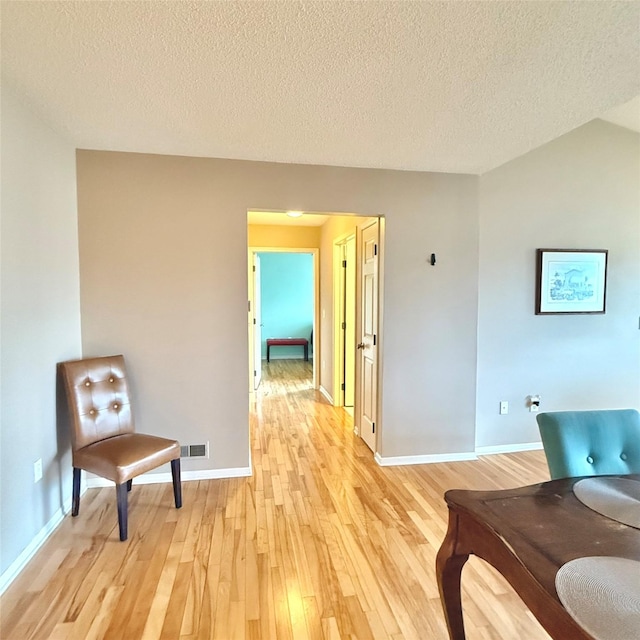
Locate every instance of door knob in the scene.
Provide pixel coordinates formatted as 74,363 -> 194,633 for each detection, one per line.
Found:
357,343 -> 365,349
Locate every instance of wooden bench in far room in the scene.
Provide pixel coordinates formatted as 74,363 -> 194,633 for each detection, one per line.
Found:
266,338 -> 309,362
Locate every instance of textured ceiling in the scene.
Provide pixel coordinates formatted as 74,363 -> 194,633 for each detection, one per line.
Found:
2,1 -> 638,174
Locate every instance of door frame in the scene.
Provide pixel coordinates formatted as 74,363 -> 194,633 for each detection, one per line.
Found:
248,246 -> 319,393
247,213 -> 385,457
251,252 -> 263,391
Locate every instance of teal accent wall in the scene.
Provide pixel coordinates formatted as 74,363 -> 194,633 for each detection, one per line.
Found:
259,252 -> 313,360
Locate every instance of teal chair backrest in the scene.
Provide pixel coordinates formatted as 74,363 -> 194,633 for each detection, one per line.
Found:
536,409 -> 640,479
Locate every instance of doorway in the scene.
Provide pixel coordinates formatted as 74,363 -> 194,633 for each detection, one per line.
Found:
247,211 -> 384,456
248,247 -> 318,396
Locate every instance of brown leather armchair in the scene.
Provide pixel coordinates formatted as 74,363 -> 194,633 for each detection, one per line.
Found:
59,354 -> 182,540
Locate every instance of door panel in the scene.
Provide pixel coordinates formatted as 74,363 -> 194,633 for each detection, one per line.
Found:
357,220 -> 379,452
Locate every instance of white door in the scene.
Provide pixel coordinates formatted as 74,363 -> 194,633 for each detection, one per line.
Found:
356,220 -> 379,451
252,253 -> 262,390
344,236 -> 356,407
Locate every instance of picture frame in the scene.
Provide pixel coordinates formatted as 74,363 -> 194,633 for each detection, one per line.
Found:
535,249 -> 608,315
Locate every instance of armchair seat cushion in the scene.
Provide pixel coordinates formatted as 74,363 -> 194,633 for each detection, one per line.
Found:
73,432 -> 180,485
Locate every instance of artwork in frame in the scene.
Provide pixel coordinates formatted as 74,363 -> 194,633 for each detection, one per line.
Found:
535,249 -> 608,315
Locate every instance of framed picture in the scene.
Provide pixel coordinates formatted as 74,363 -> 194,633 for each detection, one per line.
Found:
535,249 -> 608,315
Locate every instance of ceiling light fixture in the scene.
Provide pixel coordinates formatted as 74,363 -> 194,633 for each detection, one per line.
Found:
286,211 -> 303,218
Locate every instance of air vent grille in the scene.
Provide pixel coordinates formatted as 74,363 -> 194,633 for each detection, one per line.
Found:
180,443 -> 209,458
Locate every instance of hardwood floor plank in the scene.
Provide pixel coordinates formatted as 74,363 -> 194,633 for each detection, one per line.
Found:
1,360 -> 552,639
257,553 -> 277,640
84,585 -> 124,640
46,621 -> 73,639
124,522 -> 176,640
101,560 -> 148,638
141,540 -> 183,640
65,571 -> 111,640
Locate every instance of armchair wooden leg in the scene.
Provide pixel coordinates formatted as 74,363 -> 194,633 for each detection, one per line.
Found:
72,468 -> 81,516
127,479 -> 133,492
116,483 -> 128,541
171,458 -> 182,509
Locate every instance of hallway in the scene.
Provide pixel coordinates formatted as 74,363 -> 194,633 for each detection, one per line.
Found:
1,360 -> 550,639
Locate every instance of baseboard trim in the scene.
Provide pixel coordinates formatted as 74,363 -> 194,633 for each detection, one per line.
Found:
318,386 -> 334,405
86,466 -> 252,488
475,442 -> 543,456
373,442 -> 543,467
0,498 -> 71,595
374,451 -> 477,467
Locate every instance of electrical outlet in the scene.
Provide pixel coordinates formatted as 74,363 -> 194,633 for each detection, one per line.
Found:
33,458 -> 43,483
529,395 -> 541,412
499,401 -> 509,415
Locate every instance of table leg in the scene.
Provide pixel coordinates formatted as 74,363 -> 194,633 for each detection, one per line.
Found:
267,345 -> 270,362
304,343 -> 308,361
436,511 -> 470,640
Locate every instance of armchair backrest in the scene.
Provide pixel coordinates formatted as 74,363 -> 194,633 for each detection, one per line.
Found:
59,355 -> 134,451
536,409 -> 640,479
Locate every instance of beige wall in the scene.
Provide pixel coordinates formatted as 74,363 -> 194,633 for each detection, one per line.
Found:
0,87 -> 82,577
76,151 -> 480,470
476,120 -> 640,448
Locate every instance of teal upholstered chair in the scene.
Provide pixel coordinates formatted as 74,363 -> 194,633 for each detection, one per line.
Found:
536,409 -> 640,479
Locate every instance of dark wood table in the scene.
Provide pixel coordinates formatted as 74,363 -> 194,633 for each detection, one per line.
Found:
436,475 -> 640,639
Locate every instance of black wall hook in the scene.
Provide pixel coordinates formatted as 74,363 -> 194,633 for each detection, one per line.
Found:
430,253 -> 436,266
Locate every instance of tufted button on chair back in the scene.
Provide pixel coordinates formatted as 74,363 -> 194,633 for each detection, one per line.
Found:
63,355 -> 134,450
536,409 -> 640,480
59,354 -> 182,541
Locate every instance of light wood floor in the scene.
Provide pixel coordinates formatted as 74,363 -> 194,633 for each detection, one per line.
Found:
1,360 -> 552,639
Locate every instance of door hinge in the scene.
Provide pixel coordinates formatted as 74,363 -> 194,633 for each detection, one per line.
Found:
341,383 -> 345,391
248,301 -> 251,312
342,259 -> 347,268
253,265 -> 256,272
253,370 -> 256,377
374,244 -> 378,256
372,422 -> 375,434
373,334 -> 377,346
253,318 -> 256,324
342,321 -> 346,330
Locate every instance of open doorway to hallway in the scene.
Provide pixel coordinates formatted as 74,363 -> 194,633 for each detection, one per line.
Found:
247,210 -> 384,455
